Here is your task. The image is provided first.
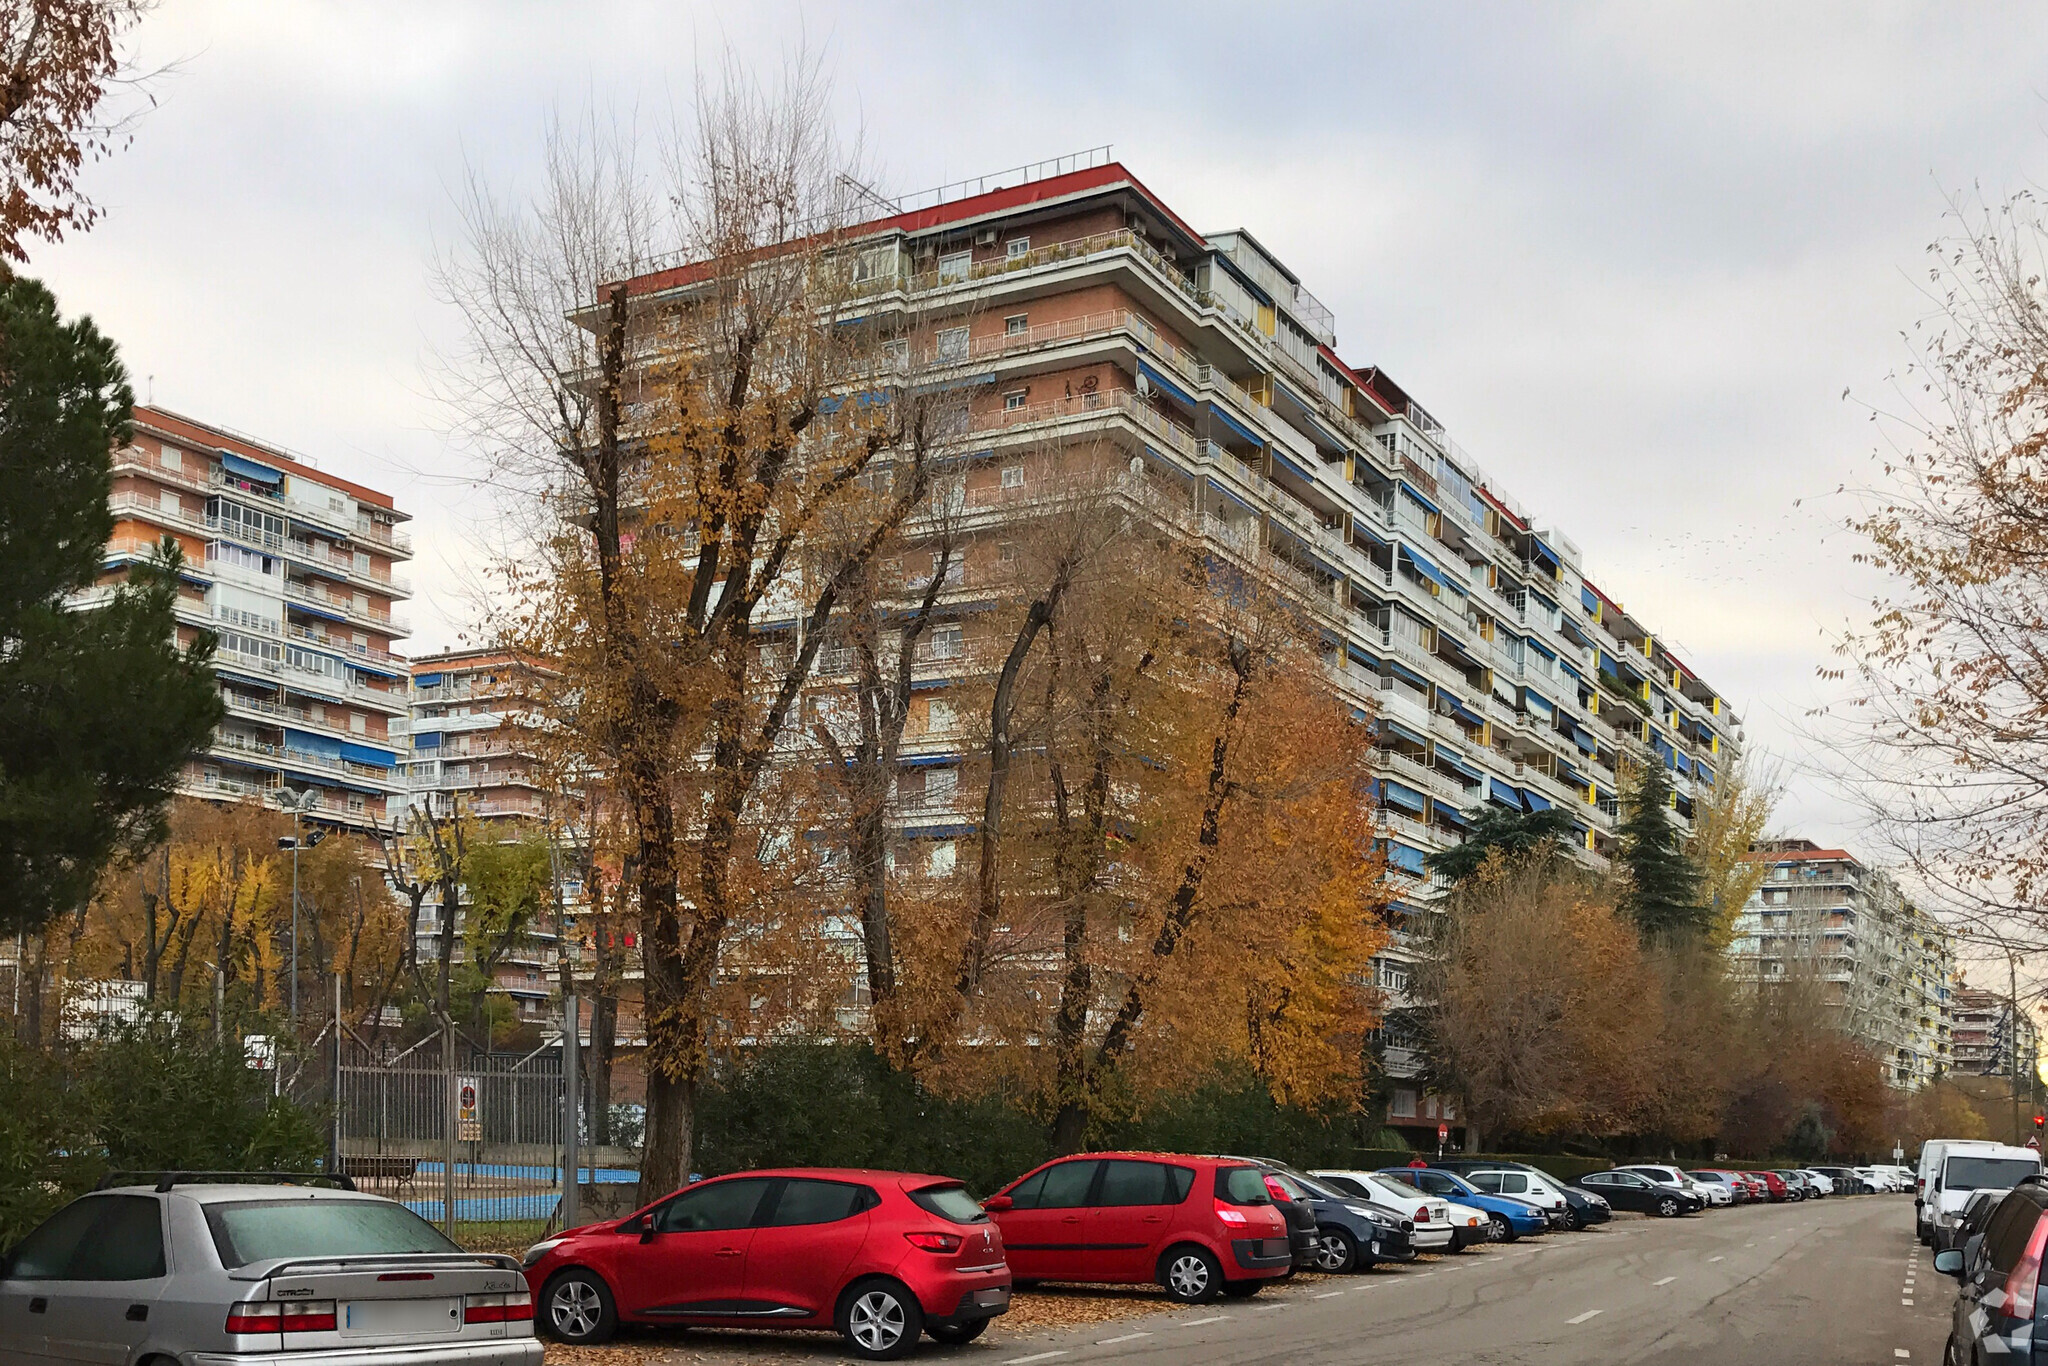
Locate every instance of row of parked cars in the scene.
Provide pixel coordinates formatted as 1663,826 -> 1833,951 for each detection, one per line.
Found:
1910,1140 -> 2048,1363
0,1153 -> 1917,1366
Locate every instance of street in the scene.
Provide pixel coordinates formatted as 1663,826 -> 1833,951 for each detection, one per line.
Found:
979,1195 -> 1938,1366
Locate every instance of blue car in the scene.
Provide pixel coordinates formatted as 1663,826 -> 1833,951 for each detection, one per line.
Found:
1376,1167 -> 1549,1241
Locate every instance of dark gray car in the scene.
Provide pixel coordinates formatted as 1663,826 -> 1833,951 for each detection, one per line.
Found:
0,1180 -> 541,1366
1936,1180 -> 2048,1363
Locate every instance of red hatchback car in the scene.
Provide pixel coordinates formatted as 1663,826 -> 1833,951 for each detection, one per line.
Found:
983,1152 -> 1293,1303
522,1168 -> 1010,1360
1745,1170 -> 1791,1202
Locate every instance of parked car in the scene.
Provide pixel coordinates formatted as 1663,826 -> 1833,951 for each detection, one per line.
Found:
1743,1171 -> 1790,1202
1573,1170 -> 1704,1217
1429,1160 -> 1610,1230
1458,1168 -> 1573,1229
1919,1139 -> 2011,1244
980,1153 -> 1291,1306
1617,1165 -> 1722,1207
0,1176 -> 541,1366
1772,1170 -> 1817,1200
1935,1180 -> 2048,1363
1924,1145 -> 2043,1248
1797,1169 -> 1835,1196
1377,1169 -> 1548,1242
1238,1162 -> 1414,1273
1248,1169 -> 1322,1271
1937,1187 -> 2010,1259
1310,1170 -> 1459,1252
1815,1165 -> 1877,1194
523,1167 -> 1010,1358
1687,1171 -> 1749,1204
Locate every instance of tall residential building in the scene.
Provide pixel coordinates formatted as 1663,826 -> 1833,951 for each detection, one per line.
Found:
402,650 -> 559,1019
611,152 -> 1745,1127
102,407 -> 412,829
1730,839 -> 1955,1086
1951,986 -> 2040,1081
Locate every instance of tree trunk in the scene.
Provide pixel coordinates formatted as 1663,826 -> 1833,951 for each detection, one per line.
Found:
19,931 -> 47,1048
589,993 -> 618,1147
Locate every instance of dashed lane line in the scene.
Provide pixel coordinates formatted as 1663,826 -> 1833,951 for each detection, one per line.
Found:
1652,1276 -> 1677,1286
1708,1255 -> 1725,1263
1097,1332 -> 1152,1345
1179,1315 -> 1231,1328
1004,1354 -> 1068,1365
1566,1310 -> 1604,1325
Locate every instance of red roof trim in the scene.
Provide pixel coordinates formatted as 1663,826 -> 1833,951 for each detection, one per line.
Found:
1316,344 -> 1394,421
1478,486 -> 1528,532
1740,849 -> 1858,864
135,406 -> 397,510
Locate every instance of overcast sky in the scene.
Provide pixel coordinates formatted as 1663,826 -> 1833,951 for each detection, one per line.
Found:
33,1 -> 2048,858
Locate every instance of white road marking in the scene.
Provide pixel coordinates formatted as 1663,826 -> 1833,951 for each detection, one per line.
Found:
1314,1291 -> 1345,1299
1897,1351 -> 1912,1359
1902,1299 -> 1915,1307
1566,1310 -> 1604,1325
1179,1316 -> 1230,1328
1005,1355 -> 1068,1365
1708,1255 -> 1725,1263
1652,1276 -> 1677,1286
1097,1332 -> 1152,1345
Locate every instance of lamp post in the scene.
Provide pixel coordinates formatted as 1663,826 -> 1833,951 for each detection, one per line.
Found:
274,787 -> 323,1031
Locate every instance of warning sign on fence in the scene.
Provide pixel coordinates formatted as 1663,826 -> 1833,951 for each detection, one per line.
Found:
458,1076 -> 481,1142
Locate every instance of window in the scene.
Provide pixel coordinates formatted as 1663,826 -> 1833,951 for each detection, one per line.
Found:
1468,1173 -> 1502,1193
160,489 -> 181,514
764,1179 -> 873,1226
656,1177 -> 772,1232
349,714 -> 367,735
1389,1088 -> 1419,1119
1011,1160 -> 1099,1210
353,551 -> 372,574
1001,463 -> 1026,487
204,1198 -> 454,1270
926,840 -> 956,877
938,251 -> 971,284
159,444 -> 182,469
909,1185 -> 989,1224
935,326 -> 970,362
998,542 -> 1017,564
1098,1161 -> 1187,1207
882,337 -> 909,368
5,1195 -> 166,1280
1006,236 -> 1030,259
1004,313 -> 1028,337
1214,1166 -> 1272,1206
347,795 -> 366,815
929,626 -> 964,661
1003,391 -> 1027,413
927,699 -> 956,731
925,768 -> 958,802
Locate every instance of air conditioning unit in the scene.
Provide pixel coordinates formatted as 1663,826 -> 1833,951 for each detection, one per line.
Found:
975,228 -> 998,247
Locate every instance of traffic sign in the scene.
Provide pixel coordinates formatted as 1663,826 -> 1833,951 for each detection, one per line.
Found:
457,1076 -> 481,1142
1437,1123 -> 1449,1142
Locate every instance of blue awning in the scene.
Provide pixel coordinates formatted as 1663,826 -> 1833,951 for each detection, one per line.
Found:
1521,787 -> 1553,812
1399,545 -> 1464,596
900,753 -> 959,768
1376,718 -> 1427,748
413,672 -> 443,688
1437,752 -> 1484,782
1581,586 -> 1601,613
1435,805 -> 1472,830
1528,639 -> 1556,662
1388,660 -> 1430,690
1523,689 -> 1554,714
1206,403 -> 1265,450
1137,359 -> 1196,409
290,600 -> 349,625
904,823 -> 974,839
340,742 -> 398,768
1271,447 -> 1316,484
284,729 -> 342,758
1347,641 -> 1383,671
1206,477 -> 1257,515
412,732 -> 441,749
1387,842 -> 1427,874
1381,780 -> 1426,815
1489,778 -> 1521,809
221,451 -> 283,484
1351,519 -> 1389,548
1571,726 -> 1598,754
1531,537 -> 1561,568
1399,482 -> 1441,515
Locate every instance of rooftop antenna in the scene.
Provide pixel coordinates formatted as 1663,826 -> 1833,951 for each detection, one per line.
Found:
145,374 -> 153,406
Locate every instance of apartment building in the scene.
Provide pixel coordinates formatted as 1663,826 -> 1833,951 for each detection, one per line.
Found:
614,151 -> 1745,1105
101,406 -> 412,829
1730,839 -> 1955,1086
1951,986 -> 2040,1081
402,650 -> 559,1018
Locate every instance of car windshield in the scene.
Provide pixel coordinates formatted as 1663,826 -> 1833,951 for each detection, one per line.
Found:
205,1198 -> 459,1269
1945,1157 -> 2041,1192
911,1185 -> 988,1224
1375,1173 -> 1425,1196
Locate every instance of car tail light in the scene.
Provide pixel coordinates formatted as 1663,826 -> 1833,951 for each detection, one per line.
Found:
1214,1201 -> 1250,1226
2004,1213 -> 2048,1318
904,1231 -> 964,1254
1263,1176 -> 1289,1201
465,1291 -> 535,1323
1415,1206 -> 1429,1222
226,1301 -> 338,1333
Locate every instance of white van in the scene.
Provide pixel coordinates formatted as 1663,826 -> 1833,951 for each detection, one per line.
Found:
1919,1141 -> 2041,1245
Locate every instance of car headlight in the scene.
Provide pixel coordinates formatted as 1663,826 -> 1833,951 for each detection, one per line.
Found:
521,1238 -> 564,1268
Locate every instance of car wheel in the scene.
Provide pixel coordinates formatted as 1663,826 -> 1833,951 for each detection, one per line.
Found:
839,1278 -> 924,1361
1312,1228 -> 1358,1274
1564,1209 -> 1584,1232
926,1318 -> 988,1345
540,1268 -> 617,1344
1160,1244 -> 1225,1304
1657,1196 -> 1680,1218
1488,1213 -> 1514,1243
1222,1279 -> 1264,1298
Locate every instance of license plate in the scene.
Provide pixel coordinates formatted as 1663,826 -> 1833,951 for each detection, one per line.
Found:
340,1298 -> 463,1335
972,1288 -> 1010,1308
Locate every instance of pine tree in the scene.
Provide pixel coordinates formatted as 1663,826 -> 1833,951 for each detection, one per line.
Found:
1424,805 -> 1579,885
0,276 -> 223,935
1617,756 -> 1706,938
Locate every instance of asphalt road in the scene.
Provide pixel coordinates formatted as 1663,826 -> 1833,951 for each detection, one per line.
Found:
985,1194 -> 1946,1366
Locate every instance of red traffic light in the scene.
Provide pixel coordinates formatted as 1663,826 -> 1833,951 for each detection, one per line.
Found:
2035,1114 -> 2045,1129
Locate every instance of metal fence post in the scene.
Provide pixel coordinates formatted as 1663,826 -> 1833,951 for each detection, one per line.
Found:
562,994 -> 580,1231
328,974 -> 342,1180
442,1016 -> 457,1238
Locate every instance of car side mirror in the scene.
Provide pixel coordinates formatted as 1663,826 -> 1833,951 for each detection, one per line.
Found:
982,1195 -> 1013,1213
632,1214 -> 656,1243
1935,1249 -> 1963,1278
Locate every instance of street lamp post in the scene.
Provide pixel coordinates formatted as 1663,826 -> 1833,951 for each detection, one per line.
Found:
274,787 -> 323,1032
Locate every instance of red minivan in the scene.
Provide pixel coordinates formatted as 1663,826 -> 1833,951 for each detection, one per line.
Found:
522,1168 -> 1010,1360
983,1152 -> 1293,1303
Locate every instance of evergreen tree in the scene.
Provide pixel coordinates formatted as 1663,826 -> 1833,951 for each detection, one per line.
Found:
1424,805 -> 1579,885
1617,755 -> 1706,938
0,277 -> 222,935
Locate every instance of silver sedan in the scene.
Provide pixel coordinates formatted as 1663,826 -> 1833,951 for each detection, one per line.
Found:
0,1179 -> 541,1366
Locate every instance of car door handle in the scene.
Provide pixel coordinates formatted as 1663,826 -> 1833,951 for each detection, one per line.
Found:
27,1297 -> 44,1314
125,1305 -> 148,1322
1061,1215 -> 1082,1224
716,1247 -> 744,1257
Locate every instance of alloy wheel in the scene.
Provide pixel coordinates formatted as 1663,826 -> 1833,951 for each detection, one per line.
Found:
848,1290 -> 908,1353
550,1280 -> 603,1338
1314,1232 -> 1351,1272
1168,1252 -> 1212,1298
1488,1214 -> 1510,1242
